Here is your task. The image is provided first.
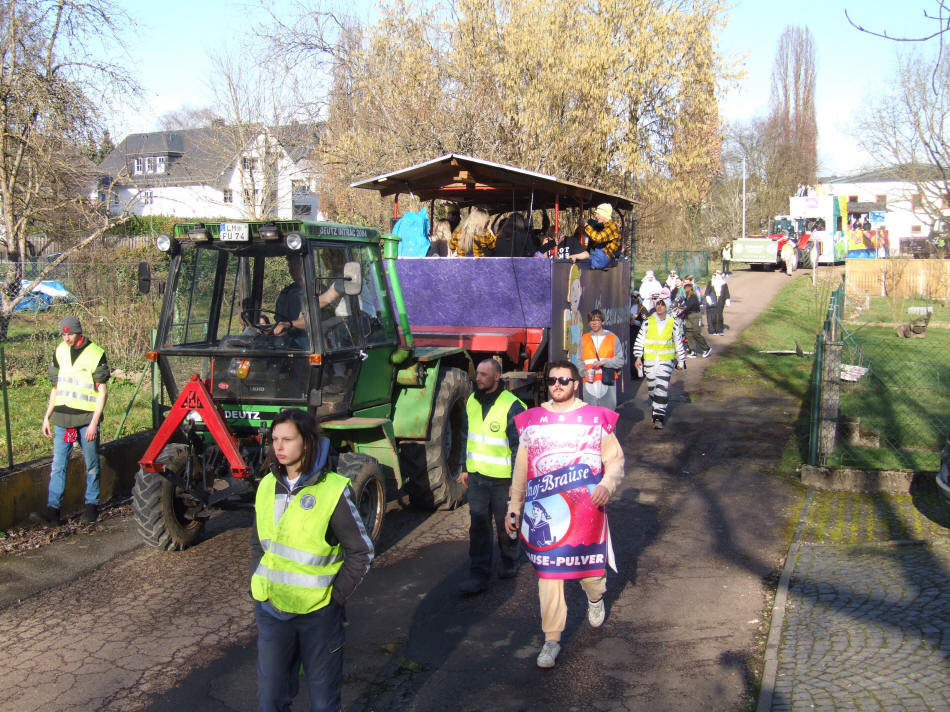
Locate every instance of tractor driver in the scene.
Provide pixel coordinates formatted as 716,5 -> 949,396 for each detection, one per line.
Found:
273,256 -> 345,342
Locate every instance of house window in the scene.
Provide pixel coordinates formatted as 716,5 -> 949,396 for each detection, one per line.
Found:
243,188 -> 257,206
848,195 -> 858,203
242,156 -> 258,172
143,190 -> 154,205
223,189 -> 233,204
876,194 -> 887,207
911,225 -> 922,234
291,180 -> 309,197
132,158 -> 143,174
293,203 -> 312,217
912,193 -> 923,209
145,157 -> 155,174
156,156 -> 166,174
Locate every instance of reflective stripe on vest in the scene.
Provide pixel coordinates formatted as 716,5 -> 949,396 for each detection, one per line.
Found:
643,316 -> 676,361
465,390 -> 524,478
54,341 -> 104,411
581,332 -> 617,382
251,471 -> 348,614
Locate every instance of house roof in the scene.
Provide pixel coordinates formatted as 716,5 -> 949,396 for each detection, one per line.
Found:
828,163 -> 945,184
97,123 -> 321,190
350,153 -> 636,212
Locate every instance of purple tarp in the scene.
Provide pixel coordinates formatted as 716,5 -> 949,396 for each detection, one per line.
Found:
393,257 -> 553,327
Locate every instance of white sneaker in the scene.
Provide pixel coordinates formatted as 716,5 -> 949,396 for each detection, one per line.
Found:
536,640 -> 561,668
587,597 -> 606,627
702,348 -> 712,358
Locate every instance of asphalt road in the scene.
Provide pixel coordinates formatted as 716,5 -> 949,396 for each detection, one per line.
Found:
0,267 -> 805,712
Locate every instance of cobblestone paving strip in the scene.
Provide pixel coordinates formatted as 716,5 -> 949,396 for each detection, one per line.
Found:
770,540 -> 950,711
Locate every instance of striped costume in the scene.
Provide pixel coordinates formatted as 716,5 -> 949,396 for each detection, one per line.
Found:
633,314 -> 686,423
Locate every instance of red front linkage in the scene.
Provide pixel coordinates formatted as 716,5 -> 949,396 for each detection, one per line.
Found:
139,373 -> 249,478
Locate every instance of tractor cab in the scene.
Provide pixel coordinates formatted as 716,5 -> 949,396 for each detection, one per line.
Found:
151,221 -> 398,428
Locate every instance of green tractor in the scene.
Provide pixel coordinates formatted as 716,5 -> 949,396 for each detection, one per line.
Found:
134,220 -> 472,550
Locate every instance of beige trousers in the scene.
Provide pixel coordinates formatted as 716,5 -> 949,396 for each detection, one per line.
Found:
538,575 -> 607,641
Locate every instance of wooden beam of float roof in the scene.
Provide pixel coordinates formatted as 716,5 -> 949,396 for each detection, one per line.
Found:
350,153 -> 636,211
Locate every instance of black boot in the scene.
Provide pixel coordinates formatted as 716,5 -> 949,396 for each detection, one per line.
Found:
82,503 -> 99,524
30,506 -> 61,526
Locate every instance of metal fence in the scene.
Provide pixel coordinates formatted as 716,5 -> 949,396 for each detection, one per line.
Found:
664,250 -> 709,280
809,280 -> 950,471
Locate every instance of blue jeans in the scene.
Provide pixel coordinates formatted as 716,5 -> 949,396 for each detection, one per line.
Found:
48,424 -> 100,509
255,600 -> 345,712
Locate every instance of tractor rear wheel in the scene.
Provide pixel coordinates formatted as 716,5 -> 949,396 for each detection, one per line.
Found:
406,367 -> 471,510
337,452 -> 385,542
132,445 -> 205,551
798,246 -> 813,269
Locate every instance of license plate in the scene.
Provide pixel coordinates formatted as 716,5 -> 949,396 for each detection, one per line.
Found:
219,222 -> 249,241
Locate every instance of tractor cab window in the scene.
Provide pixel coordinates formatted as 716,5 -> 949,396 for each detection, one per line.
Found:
313,245 -> 359,351
161,244 -> 313,405
167,247 -> 221,345
353,244 -> 397,345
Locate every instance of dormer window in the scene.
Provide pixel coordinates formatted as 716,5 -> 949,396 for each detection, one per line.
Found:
132,158 -> 143,174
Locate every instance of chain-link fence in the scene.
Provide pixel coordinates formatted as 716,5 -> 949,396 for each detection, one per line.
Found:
810,279 -> 950,471
664,250 -> 709,281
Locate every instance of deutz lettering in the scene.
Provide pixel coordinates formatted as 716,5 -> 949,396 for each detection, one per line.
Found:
225,410 -> 261,420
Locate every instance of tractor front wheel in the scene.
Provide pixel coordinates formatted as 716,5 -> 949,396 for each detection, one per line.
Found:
337,453 -> 385,542
132,445 -> 205,551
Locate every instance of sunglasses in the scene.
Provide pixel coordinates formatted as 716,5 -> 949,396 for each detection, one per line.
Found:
546,376 -> 576,386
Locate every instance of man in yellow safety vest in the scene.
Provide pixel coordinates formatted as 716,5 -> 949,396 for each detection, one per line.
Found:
457,358 -> 526,594
31,316 -> 110,526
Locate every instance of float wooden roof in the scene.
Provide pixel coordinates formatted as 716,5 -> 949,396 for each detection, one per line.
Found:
350,154 -> 635,212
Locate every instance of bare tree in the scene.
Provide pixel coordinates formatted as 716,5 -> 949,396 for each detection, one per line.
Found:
858,52 -> 950,232
847,1 -> 950,43
158,107 -> 221,131
0,0 -> 140,338
766,25 -> 818,196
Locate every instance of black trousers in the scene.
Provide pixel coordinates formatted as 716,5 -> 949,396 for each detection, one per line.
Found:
467,471 -> 519,581
255,601 -> 344,712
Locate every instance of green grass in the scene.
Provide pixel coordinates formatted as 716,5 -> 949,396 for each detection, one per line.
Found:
845,294 -> 950,324
0,375 -> 154,466
830,324 -> 950,470
704,275 -> 828,402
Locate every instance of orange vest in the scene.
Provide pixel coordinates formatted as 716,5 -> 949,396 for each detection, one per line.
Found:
581,331 -> 617,382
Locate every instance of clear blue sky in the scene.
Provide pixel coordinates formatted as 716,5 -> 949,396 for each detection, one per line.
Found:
113,0 -> 942,177
719,0 -> 942,176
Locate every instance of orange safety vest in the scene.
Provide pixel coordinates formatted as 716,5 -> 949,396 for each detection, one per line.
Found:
581,331 -> 617,383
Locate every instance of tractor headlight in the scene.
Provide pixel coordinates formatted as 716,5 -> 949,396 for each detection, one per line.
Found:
285,231 -> 304,251
156,233 -> 175,252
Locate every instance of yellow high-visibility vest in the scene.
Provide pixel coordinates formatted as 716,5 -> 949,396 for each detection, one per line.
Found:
643,316 -> 676,361
251,471 -> 348,614
465,390 -> 524,478
54,341 -> 105,411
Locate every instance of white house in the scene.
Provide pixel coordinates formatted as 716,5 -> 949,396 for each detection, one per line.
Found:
827,166 -> 946,254
94,123 -> 324,221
